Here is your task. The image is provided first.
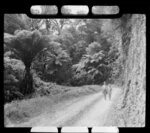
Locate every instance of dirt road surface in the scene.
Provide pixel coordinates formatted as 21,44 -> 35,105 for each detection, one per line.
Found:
9,87 -> 121,127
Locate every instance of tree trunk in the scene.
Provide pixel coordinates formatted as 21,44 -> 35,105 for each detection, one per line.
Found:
20,65 -> 34,95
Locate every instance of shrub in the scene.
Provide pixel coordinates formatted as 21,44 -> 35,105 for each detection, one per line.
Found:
4,57 -> 25,102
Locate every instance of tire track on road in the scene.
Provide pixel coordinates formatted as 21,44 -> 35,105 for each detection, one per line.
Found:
59,93 -> 103,126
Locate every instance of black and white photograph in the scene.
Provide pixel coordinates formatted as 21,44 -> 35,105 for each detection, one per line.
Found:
3,5 -> 146,127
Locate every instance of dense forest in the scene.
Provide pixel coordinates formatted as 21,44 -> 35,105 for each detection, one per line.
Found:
4,15 -> 122,101
4,6 -> 146,127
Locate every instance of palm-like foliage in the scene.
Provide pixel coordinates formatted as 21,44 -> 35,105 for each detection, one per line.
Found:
4,14 -> 29,34
4,30 -> 51,95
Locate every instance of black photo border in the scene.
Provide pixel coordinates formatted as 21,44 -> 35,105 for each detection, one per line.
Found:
0,1 -> 149,133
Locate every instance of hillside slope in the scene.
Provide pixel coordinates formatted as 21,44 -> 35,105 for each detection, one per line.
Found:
104,14 -> 146,127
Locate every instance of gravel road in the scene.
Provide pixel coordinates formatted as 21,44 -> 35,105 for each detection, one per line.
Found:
10,86 -> 120,127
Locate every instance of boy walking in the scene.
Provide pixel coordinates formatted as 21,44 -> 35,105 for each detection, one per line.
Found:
102,82 -> 112,100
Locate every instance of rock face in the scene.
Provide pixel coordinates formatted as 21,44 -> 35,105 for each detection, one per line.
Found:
104,14 -> 146,127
